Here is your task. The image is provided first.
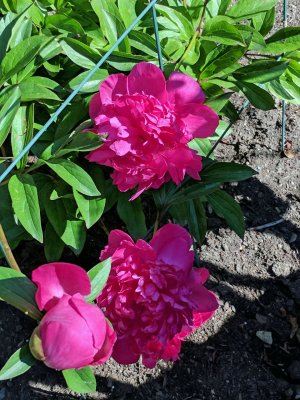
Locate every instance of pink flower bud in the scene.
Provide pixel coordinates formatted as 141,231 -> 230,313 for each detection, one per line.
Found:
32,294 -> 116,370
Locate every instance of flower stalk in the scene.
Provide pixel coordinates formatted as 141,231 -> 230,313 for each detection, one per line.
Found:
0,223 -> 21,272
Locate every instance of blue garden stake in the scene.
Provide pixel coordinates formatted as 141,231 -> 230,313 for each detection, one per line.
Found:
0,0 -> 160,184
151,4 -> 164,71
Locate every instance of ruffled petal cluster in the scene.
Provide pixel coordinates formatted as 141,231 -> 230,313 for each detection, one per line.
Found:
31,263 -> 116,370
97,224 -> 218,368
87,62 -> 219,199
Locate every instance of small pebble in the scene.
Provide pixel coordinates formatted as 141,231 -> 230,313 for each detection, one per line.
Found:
272,262 -> 291,277
256,331 -> 273,345
288,361 -> 300,381
289,233 -> 297,243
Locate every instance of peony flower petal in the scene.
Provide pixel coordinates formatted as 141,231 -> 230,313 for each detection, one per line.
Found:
32,263 -> 91,311
180,103 -> 219,138
128,62 -> 167,102
92,320 -> 117,365
100,73 -> 128,104
101,229 -> 134,261
167,71 -> 206,106
70,295 -> 107,350
112,335 -> 140,365
150,224 -> 194,270
40,296 -> 95,370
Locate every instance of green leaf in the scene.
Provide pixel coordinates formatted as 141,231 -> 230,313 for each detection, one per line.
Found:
201,162 -> 257,182
62,367 -> 96,394
117,193 -> 147,239
0,267 -> 42,320
118,0 -> 137,27
104,51 -> 152,72
91,0 -> 130,53
207,190 -> 245,238
44,222 -> 65,262
129,31 -> 167,59
252,7 -> 275,36
11,103 -> 34,169
85,258 -> 111,303
45,14 -> 85,36
201,46 -> 245,79
233,60 -> 289,84
45,197 -> 86,255
45,159 -> 100,196
0,186 -> 28,252
56,131 -> 102,157
68,69 -> 108,93
8,174 -> 43,242
19,78 -> 61,102
60,38 -> 99,69
170,182 -> 220,204
9,16 -> 32,49
0,345 -> 36,381
0,35 -> 52,85
263,27 -> 300,54
235,81 -> 275,110
203,16 -> 245,46
156,4 -> 193,41
73,189 -> 106,229
187,199 -> 207,245
0,5 -> 32,62
0,85 -> 20,147
227,0 -> 277,20
188,138 -> 213,157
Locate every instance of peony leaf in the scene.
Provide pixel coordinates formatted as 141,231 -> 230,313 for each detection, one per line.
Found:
201,162 -> 257,183
207,189 -> 245,238
0,267 -> 42,320
8,174 -> 43,243
227,0 -> 277,20
0,85 -> 20,147
117,193 -> 147,239
235,81 -> 275,110
0,35 -> 52,85
62,367 -> 96,394
0,344 -> 36,381
45,159 -> 100,196
85,258 -> 111,303
73,189 -> 106,229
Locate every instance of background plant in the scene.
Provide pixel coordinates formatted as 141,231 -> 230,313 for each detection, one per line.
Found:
0,0 -> 299,261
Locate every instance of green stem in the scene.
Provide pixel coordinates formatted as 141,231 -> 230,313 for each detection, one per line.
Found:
175,0 -> 209,70
152,210 -> 160,237
0,223 -> 21,272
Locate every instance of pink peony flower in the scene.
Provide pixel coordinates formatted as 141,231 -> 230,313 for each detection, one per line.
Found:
30,263 -> 116,370
87,62 -> 219,200
97,224 -> 218,368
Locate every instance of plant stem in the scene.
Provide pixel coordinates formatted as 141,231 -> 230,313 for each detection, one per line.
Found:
152,210 -> 160,237
0,224 -> 21,272
175,0 -> 209,70
99,219 -> 109,236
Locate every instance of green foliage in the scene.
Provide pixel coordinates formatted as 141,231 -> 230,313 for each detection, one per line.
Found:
62,367 -> 96,394
0,345 -> 36,381
0,0 -> 299,260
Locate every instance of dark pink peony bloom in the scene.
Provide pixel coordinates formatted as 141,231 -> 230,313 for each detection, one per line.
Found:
30,263 -> 116,370
87,62 -> 219,200
97,224 -> 218,368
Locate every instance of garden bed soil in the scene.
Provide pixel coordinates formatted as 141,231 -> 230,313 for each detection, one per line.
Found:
0,1 -> 300,399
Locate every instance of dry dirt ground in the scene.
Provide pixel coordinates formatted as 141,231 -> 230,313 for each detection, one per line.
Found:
0,1 -> 299,399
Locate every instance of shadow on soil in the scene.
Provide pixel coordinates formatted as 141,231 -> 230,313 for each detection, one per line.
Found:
0,177 -> 299,400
